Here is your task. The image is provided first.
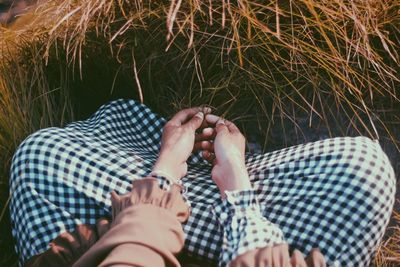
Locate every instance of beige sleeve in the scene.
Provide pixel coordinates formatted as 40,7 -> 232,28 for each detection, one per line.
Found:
26,178 -> 190,267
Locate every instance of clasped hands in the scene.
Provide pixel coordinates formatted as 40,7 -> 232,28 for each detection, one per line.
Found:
152,106 -> 251,196
152,107 -> 326,267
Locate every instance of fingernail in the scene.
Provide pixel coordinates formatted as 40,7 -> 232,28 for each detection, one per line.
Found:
216,119 -> 225,125
202,127 -> 213,134
203,107 -> 212,113
195,112 -> 204,118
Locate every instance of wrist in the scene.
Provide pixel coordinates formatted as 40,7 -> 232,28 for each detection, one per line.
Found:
212,163 -> 252,196
217,177 -> 252,198
153,157 -> 186,182
221,159 -> 248,179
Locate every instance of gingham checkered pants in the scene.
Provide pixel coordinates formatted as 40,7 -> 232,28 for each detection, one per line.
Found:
10,99 -> 396,266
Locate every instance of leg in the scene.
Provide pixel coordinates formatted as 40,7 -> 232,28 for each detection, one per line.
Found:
246,136 -> 396,266
10,99 -> 166,264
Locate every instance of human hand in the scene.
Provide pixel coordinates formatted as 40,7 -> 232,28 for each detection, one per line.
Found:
229,244 -> 327,267
300,248 -> 327,267
152,107 -> 211,182
202,114 -> 252,197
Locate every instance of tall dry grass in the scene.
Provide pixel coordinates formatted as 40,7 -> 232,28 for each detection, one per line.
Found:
3,0 -> 398,122
0,41 -> 74,266
0,0 -> 399,265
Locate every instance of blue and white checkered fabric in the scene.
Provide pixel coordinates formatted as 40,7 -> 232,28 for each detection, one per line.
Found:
10,99 -> 396,266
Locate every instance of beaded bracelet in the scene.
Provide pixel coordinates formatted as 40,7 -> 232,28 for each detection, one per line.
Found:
149,170 -> 184,191
149,171 -> 190,207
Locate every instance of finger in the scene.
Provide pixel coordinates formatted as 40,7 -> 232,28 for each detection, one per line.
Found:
229,249 -> 257,267
215,119 -> 229,134
202,150 -> 215,164
256,246 -> 272,267
205,114 -> 221,125
170,107 -> 203,125
202,141 -> 214,151
185,111 -> 205,130
206,114 -> 240,133
95,218 -> 111,237
272,244 -> 289,267
198,107 -> 213,128
193,141 -> 214,152
201,106 -> 212,114
281,244 -> 290,267
195,127 -> 216,142
225,120 -> 241,133
290,250 -> 307,267
306,249 -> 326,267
199,118 -> 210,129
202,150 -> 210,159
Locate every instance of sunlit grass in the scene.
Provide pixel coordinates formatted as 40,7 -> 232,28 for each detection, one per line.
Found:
374,211 -> 400,266
0,42 -> 74,266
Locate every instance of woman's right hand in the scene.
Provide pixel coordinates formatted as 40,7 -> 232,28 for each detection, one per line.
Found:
203,114 -> 252,197
229,245 -> 327,267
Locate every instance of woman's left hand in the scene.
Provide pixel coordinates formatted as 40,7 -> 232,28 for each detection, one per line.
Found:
152,107 -> 211,182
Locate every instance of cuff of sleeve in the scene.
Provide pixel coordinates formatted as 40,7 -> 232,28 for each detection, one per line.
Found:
111,178 -> 190,223
212,189 -> 261,225
212,189 -> 286,266
149,172 -> 191,208
149,171 -> 177,191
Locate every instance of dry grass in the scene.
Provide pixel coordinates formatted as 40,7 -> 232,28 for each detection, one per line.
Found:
0,0 -> 399,266
0,40 -> 74,266
374,210 -> 400,266
3,0 -> 399,118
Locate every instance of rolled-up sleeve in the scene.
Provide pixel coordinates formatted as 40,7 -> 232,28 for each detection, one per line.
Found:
212,189 -> 286,267
26,177 -> 190,267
